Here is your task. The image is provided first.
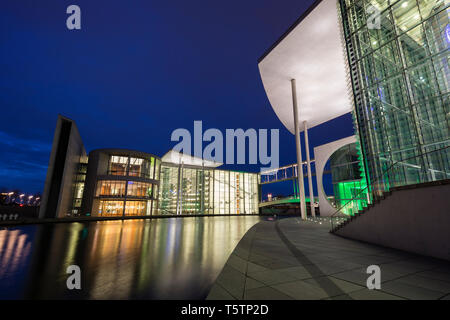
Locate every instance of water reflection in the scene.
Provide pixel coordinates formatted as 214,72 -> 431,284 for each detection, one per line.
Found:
0,216 -> 261,299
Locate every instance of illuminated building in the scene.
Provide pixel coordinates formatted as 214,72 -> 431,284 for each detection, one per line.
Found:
80,149 -> 161,217
258,0 -> 449,216
339,0 -> 449,196
159,163 -> 259,215
39,116 -> 260,218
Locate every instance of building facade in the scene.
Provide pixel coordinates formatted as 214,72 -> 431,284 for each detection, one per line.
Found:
39,116 -> 87,219
39,116 -> 260,218
329,142 -> 369,215
159,163 -> 259,215
339,0 -> 449,195
258,0 -> 449,216
81,149 -> 161,217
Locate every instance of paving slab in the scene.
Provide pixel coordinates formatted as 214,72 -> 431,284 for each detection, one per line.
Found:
207,218 -> 450,300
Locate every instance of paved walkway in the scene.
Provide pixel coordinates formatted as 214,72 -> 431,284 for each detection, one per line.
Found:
207,217 -> 450,300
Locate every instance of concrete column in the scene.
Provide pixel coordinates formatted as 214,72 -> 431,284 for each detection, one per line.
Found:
179,162 -> 184,215
304,121 -> 315,217
291,79 -> 307,220
176,161 -> 184,215
201,161 -> 205,214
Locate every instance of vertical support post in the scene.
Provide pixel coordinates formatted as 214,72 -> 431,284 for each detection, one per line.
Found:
201,161 -> 205,214
304,121 -> 315,217
176,160 -> 184,215
176,161 -> 181,215
291,79 -> 307,220
123,157 -> 130,217
293,165 -> 298,198
179,162 -> 184,215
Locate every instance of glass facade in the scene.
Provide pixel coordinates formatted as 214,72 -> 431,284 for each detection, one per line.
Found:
159,164 -> 259,215
79,152 -> 259,217
127,181 -> 153,198
98,200 -> 124,216
339,0 -> 450,196
329,143 -> 369,215
124,200 -> 150,216
108,155 -> 158,179
96,154 -> 160,217
96,180 -> 126,197
70,161 -> 88,216
108,156 -> 128,176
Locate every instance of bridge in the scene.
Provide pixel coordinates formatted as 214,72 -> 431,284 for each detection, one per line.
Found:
259,161 -> 330,209
259,196 -> 315,208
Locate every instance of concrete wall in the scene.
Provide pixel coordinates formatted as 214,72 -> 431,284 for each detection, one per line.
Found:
314,135 -> 356,216
39,115 -> 86,218
335,182 -> 450,261
57,121 -> 86,218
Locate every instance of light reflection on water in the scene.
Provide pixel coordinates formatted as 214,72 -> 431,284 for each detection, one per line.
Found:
0,216 -> 261,299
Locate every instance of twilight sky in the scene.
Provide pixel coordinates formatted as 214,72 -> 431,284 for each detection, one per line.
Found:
0,0 -> 354,195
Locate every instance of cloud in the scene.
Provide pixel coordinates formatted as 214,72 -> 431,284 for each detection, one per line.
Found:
0,131 -> 52,153
0,132 -> 51,192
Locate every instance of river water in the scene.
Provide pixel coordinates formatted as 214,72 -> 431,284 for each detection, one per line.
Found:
0,216 -> 261,299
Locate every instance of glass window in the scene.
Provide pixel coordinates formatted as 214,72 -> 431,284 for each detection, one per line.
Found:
146,200 -> 153,216
154,184 -> 158,200
424,7 -> 449,55
349,1 -> 367,32
129,157 -> 144,177
124,201 -> 147,216
432,51 -> 450,94
96,180 -> 126,197
418,0 -> 447,20
366,0 -> 389,12
108,156 -> 128,176
155,159 -> 161,180
99,200 -> 124,216
400,24 -> 429,66
129,157 -> 155,179
392,0 -> 421,34
127,181 -> 153,198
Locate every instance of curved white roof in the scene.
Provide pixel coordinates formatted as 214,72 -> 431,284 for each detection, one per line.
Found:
258,0 -> 352,134
162,150 -> 223,168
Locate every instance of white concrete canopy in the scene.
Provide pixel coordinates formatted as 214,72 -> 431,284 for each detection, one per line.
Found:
258,0 -> 351,134
314,135 -> 356,216
162,150 -> 223,168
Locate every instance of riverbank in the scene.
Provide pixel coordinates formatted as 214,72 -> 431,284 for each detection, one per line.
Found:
0,213 -> 275,227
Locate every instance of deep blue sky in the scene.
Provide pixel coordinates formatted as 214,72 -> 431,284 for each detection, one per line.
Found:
0,0 -> 353,195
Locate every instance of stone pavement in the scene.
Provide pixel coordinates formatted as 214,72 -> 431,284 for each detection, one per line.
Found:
207,217 -> 450,300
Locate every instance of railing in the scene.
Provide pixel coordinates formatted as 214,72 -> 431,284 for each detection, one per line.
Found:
330,145 -> 450,231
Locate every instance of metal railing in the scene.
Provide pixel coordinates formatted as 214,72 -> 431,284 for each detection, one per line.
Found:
330,145 -> 450,231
